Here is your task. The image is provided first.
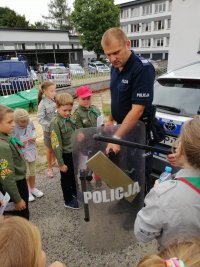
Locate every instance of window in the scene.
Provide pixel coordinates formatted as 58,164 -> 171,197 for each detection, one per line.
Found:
155,2 -> 166,13
131,7 -> 139,17
15,43 -> 23,50
142,4 -> 152,16
121,9 -> 129,19
153,38 -> 164,47
131,40 -> 139,48
154,20 -> 165,30
166,37 -> 170,46
141,39 -> 151,47
142,22 -> 151,32
131,24 -> 140,33
0,44 -> 4,50
121,25 -> 128,33
167,19 -> 171,29
169,0 -> 172,11
35,43 -> 45,49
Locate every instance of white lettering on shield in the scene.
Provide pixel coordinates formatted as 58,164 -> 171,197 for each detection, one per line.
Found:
83,182 -> 140,204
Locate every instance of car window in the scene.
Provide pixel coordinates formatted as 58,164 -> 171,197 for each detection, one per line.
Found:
51,68 -> 68,74
153,79 -> 200,116
70,65 -> 83,70
96,63 -> 104,67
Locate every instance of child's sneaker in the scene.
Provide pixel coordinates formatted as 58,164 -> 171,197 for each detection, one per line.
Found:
64,199 -> 81,210
31,188 -> 44,198
29,192 -> 35,202
47,169 -> 54,178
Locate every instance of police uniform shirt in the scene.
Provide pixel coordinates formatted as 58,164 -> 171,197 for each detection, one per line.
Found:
110,52 -> 155,124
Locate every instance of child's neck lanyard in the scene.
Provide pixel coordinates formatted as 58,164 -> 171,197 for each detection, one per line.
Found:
0,136 -> 24,158
64,117 -> 76,131
88,107 -> 98,119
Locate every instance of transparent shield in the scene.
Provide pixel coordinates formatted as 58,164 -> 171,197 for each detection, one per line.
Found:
72,121 -> 145,252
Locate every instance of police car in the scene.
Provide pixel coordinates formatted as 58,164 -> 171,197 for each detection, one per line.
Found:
152,61 -> 200,177
43,63 -> 71,87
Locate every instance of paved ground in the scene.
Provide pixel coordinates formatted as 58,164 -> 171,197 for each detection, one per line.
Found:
30,89 -> 157,267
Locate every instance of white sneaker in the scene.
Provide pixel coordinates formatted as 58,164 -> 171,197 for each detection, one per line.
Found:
29,192 -> 35,202
31,188 -> 44,198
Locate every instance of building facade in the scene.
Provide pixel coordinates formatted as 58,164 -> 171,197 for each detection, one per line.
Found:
168,0 -> 200,70
119,0 -> 172,60
0,28 -> 83,67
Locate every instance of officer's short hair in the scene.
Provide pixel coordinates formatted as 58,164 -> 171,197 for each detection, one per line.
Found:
101,27 -> 128,47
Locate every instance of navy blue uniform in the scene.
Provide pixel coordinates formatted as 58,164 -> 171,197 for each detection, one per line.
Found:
110,52 -> 155,124
110,52 -> 155,192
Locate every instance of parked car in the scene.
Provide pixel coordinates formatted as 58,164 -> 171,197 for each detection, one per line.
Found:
43,64 -> 71,87
0,59 -> 34,96
151,61 -> 200,178
88,61 -> 110,74
68,64 -> 85,77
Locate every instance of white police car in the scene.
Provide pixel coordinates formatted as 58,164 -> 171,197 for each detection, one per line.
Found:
152,61 -> 200,177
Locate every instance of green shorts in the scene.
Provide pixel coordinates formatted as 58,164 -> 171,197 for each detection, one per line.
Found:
26,160 -> 36,177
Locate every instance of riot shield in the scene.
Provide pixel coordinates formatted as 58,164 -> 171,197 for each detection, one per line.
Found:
72,121 -> 145,252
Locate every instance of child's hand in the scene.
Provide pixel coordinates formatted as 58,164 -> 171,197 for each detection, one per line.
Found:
14,199 -> 26,211
23,141 -> 28,146
77,132 -> 85,142
59,164 -> 68,173
28,138 -> 36,144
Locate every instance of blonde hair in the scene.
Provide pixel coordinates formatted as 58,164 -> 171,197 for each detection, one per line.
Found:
137,239 -> 200,267
38,81 -> 55,105
0,216 -> 42,267
55,93 -> 73,107
101,27 -> 128,47
180,115 -> 200,170
14,108 -> 29,123
0,105 -> 13,122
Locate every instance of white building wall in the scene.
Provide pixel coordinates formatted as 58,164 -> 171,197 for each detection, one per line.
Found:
1,30 -> 70,43
168,0 -> 200,70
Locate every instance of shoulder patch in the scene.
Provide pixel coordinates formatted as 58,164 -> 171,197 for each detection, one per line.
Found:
0,159 -> 12,180
51,130 -> 59,149
154,180 -> 177,196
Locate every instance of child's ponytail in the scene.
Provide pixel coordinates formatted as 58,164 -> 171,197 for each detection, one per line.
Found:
38,88 -> 43,105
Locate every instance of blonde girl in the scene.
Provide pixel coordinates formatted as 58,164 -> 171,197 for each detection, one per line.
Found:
13,108 -> 43,202
137,239 -> 200,267
134,115 -> 200,249
0,216 -> 66,267
37,81 -> 57,178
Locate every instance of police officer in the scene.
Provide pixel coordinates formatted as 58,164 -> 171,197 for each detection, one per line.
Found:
101,27 -> 155,191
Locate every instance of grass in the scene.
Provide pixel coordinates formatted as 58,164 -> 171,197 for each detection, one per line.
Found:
102,102 -> 111,117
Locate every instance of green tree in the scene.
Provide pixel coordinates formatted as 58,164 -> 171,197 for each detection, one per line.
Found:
0,7 -> 29,28
30,21 -> 49,30
71,0 -> 120,58
43,0 -> 71,30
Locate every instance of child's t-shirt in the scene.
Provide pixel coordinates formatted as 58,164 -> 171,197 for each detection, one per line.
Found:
13,121 -> 37,162
50,113 -> 76,165
72,105 -> 101,129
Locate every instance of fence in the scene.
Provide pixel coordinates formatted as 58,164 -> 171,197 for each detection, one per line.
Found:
0,77 -> 35,96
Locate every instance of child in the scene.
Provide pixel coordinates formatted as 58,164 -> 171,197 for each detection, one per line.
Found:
136,239 -> 200,267
72,85 -> 102,189
0,216 -> 66,267
13,108 -> 43,202
134,115 -> 200,249
50,93 -> 80,209
0,105 -> 29,219
37,81 -> 57,178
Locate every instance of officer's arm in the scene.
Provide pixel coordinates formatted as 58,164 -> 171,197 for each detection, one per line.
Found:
134,189 -> 162,243
114,104 -> 144,137
0,145 -> 22,203
50,122 -> 64,166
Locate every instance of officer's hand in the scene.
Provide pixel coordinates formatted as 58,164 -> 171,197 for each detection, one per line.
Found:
167,142 -> 183,167
59,164 -> 68,173
15,199 -> 26,210
106,143 -> 120,155
28,138 -> 36,143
